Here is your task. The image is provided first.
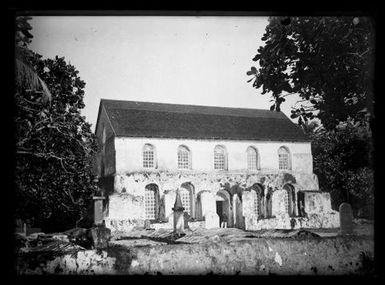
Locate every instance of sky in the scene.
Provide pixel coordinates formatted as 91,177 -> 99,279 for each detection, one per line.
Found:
29,16 -> 299,132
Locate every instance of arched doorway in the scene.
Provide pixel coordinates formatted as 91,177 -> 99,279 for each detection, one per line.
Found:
180,182 -> 195,218
232,194 -> 244,229
297,191 -> 305,217
283,184 -> 296,217
144,184 -> 160,221
215,190 -> 231,228
251,183 -> 264,218
195,192 -> 203,221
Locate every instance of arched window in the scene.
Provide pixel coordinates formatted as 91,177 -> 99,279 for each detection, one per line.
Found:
180,182 -> 195,216
214,145 -> 227,170
143,144 -> 156,169
247,146 -> 259,170
278,146 -> 291,170
266,188 -> 273,218
283,184 -> 295,217
178,145 -> 191,169
252,184 -> 264,218
144,184 -> 159,220
297,191 -> 306,217
179,188 -> 191,215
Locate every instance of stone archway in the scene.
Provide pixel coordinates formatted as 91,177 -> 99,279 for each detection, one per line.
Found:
215,190 -> 231,228
297,191 -> 305,217
251,183 -> 264,218
180,182 -> 195,218
232,194 -> 244,229
195,191 -> 203,221
283,184 -> 296,217
144,183 -> 160,221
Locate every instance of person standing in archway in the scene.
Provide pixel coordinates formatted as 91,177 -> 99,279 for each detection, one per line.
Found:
221,213 -> 228,228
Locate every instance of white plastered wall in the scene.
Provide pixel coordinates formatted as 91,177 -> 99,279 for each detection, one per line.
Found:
114,137 -> 313,174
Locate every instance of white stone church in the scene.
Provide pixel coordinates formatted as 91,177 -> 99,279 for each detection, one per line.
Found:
94,99 -> 339,233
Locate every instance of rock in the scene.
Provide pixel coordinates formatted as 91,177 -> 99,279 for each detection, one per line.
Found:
291,229 -> 320,239
64,227 -> 92,248
52,234 -> 70,242
90,226 -> 111,249
27,240 -> 85,253
144,220 -> 151,230
15,233 -> 28,251
209,235 -> 221,243
353,218 -> 373,225
109,239 -> 167,247
27,232 -> 45,240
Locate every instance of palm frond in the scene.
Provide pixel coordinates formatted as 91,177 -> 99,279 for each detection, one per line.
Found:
15,56 -> 52,103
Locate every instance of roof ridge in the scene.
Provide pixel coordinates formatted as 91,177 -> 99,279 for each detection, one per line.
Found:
101,99 -> 287,119
100,98 -> 280,113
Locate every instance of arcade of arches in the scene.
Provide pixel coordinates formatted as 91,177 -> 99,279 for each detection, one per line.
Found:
102,171 -> 340,232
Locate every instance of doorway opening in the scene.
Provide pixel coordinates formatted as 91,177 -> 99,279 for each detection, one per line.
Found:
215,191 -> 230,227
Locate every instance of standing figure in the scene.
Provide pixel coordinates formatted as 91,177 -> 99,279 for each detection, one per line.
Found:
221,213 -> 228,228
299,200 -> 306,217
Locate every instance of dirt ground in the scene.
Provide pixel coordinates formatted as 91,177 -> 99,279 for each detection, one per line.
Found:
16,219 -> 375,275
109,219 -> 374,247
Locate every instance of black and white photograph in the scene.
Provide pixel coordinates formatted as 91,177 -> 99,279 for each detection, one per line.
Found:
12,12 -> 376,276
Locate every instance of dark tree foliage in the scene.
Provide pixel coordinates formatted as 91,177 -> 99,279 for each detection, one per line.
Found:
247,16 -> 374,130
15,17 -> 98,232
311,122 -> 374,217
248,17 -> 375,217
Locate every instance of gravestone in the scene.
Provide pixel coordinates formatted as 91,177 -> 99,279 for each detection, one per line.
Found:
272,190 -> 287,217
167,213 -> 174,228
183,212 -> 190,229
200,191 -> 216,218
339,203 -> 354,235
93,196 -> 105,226
242,191 -> 256,217
204,211 -> 220,229
173,190 -> 185,235
164,191 -> 176,220
144,219 -> 151,230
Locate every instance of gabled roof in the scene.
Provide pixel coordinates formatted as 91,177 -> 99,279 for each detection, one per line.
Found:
96,99 -> 309,142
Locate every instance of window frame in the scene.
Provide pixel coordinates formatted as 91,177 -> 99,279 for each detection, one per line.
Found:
179,187 -> 192,215
283,184 -> 295,217
177,145 -> 191,170
143,144 -> 156,169
247,146 -> 259,170
144,184 -> 159,221
278,146 -> 291,170
214,145 -> 228,170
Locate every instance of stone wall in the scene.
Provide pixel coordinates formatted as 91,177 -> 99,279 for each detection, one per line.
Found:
245,212 -> 340,231
112,170 -> 318,196
244,190 -> 339,230
18,236 -> 374,275
305,191 -> 332,214
104,170 -> 321,232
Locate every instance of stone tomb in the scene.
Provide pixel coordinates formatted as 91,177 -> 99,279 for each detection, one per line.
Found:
173,190 -> 185,235
204,211 -> 220,229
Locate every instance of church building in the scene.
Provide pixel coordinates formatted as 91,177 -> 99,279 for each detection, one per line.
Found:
94,99 -> 339,233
